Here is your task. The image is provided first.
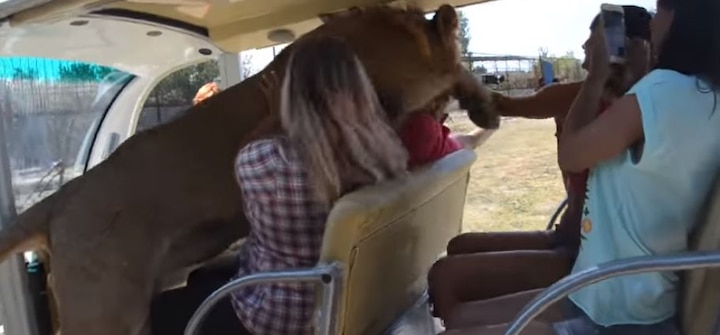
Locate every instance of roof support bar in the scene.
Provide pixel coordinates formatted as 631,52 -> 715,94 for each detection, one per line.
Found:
217,52 -> 243,90
0,108 -> 39,335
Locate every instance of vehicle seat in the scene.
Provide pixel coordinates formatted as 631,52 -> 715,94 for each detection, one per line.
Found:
319,148 -> 476,335
681,176 -> 720,335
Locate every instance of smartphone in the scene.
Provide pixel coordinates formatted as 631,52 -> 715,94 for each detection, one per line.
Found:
600,4 -> 626,64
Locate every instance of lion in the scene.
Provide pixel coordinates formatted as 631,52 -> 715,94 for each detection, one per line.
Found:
0,4 -> 498,335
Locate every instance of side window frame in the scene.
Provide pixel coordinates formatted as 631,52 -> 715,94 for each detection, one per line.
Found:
133,59 -> 221,134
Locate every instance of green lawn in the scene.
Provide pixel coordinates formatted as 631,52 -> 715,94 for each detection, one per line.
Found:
445,113 -> 566,232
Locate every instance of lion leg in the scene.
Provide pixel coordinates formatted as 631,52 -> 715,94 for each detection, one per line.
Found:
52,270 -> 153,335
46,272 -> 61,335
162,216 -> 248,274
453,67 -> 500,129
380,71 -> 459,127
51,256 -> 154,335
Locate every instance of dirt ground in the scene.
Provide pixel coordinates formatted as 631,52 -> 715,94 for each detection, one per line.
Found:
445,112 -> 566,232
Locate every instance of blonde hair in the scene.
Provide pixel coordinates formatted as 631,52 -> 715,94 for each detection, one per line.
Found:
280,36 -> 408,204
193,82 -> 221,105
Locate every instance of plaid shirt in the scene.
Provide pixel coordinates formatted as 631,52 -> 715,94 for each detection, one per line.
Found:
231,137 -> 331,335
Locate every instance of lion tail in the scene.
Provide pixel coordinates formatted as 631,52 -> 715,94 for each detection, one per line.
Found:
0,194 -> 55,261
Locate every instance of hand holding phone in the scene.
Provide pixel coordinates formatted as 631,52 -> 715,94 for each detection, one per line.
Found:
585,15 -> 612,81
600,4 -> 626,64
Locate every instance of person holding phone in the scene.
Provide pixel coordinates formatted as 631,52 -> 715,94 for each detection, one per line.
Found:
442,0 -> 720,333
428,4 -> 653,325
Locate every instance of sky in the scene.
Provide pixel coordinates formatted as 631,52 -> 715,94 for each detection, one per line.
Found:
248,0 -> 657,71
460,0 -> 656,58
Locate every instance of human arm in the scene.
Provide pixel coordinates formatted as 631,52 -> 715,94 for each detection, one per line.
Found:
491,81 -> 583,119
451,128 -> 496,149
558,20 -> 646,173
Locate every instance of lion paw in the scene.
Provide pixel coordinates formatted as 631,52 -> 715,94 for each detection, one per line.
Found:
466,105 -> 501,129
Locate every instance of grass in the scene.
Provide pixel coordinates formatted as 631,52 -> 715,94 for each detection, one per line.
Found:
445,112 -> 566,233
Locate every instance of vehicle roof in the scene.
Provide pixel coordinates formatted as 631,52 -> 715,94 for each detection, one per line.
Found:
2,0 -> 495,52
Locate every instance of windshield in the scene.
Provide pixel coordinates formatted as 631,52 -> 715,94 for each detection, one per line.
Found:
1,57 -> 134,213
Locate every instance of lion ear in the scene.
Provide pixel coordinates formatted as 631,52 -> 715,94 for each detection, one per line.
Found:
319,6 -> 362,24
433,4 -> 459,36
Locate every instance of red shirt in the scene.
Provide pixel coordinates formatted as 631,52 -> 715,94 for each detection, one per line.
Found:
399,113 -> 463,168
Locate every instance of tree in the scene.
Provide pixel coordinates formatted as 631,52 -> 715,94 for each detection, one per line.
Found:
458,11 -> 471,56
240,53 -> 254,80
146,60 -> 220,107
538,47 -> 550,58
552,51 -> 584,81
533,50 -> 584,83
59,63 -> 114,82
12,67 -> 38,80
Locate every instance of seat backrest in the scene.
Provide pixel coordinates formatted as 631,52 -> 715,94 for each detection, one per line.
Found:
681,175 -> 720,335
318,149 -> 476,335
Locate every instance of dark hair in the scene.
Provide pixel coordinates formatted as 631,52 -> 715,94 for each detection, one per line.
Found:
623,5 -> 653,41
655,0 -> 720,91
589,5 -> 652,41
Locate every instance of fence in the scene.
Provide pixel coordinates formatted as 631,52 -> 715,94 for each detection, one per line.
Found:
0,57 -> 217,333
0,58 -> 217,210
462,53 -> 586,95
1,79 -> 100,171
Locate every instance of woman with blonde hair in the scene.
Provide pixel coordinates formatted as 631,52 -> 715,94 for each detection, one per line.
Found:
151,36 -> 408,335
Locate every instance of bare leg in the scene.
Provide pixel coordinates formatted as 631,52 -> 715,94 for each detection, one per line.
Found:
446,231 -> 557,255
441,322 -> 557,335
428,250 -> 572,320
445,289 -> 571,329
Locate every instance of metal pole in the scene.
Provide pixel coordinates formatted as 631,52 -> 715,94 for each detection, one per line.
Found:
0,106 -> 39,335
316,265 -> 342,335
503,252 -> 720,335
184,265 -> 339,335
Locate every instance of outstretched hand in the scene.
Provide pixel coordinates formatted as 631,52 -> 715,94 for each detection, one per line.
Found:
260,70 -> 281,116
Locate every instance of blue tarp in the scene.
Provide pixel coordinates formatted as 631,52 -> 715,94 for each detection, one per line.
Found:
541,60 -> 554,85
